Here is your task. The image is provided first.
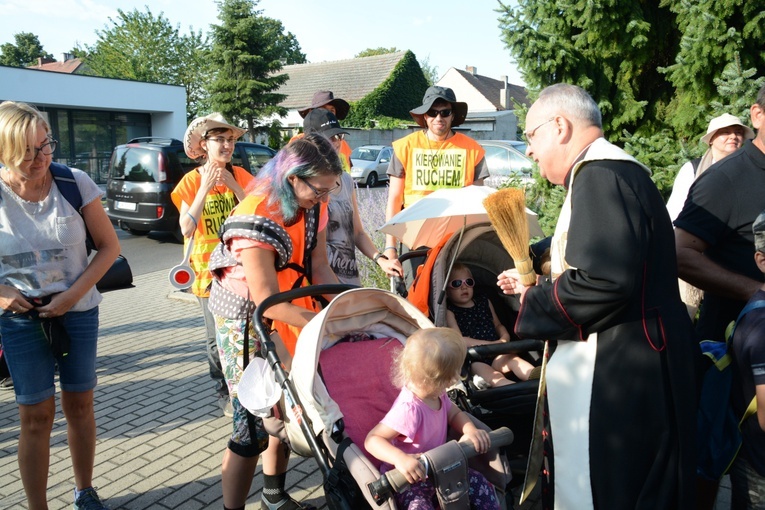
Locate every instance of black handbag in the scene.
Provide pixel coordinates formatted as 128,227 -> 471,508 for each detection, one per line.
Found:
96,254 -> 134,292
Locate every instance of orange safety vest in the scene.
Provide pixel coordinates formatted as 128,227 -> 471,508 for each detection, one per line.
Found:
392,131 -> 484,208
171,166 -> 254,297
228,195 -> 325,355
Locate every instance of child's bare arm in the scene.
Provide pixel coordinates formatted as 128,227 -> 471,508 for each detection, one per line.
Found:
488,300 -> 510,342
448,406 -> 490,454
757,384 -> 765,432
365,423 -> 426,484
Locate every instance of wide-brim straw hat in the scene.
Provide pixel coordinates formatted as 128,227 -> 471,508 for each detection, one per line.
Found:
700,113 -> 755,145
298,90 -> 350,120
410,86 -> 468,128
184,113 -> 246,159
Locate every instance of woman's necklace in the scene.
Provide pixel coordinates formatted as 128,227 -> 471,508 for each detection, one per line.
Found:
2,168 -> 49,214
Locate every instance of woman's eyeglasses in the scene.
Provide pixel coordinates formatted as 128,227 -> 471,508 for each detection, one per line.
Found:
330,133 -> 345,141
206,136 -> 237,145
449,278 -> 475,289
24,139 -> 57,161
299,177 -> 341,199
425,108 -> 453,118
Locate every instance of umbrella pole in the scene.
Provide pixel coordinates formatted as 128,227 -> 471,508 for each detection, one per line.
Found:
437,216 -> 467,306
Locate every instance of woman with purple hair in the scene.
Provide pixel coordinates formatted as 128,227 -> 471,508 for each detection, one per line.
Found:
207,133 -> 343,510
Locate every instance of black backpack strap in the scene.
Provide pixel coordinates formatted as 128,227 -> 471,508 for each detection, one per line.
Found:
49,163 -> 95,253
691,157 -> 702,177
50,163 -> 83,210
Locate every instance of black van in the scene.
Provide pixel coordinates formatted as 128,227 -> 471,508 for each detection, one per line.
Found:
105,137 -> 276,240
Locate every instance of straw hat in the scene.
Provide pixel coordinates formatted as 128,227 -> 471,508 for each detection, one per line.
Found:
184,113 -> 246,159
700,113 -> 754,145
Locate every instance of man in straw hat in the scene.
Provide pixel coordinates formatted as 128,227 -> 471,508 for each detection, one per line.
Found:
498,84 -> 696,509
383,86 -> 488,267
294,90 -> 353,170
171,113 -> 254,418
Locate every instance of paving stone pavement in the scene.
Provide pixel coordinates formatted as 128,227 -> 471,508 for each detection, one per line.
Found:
0,268 -> 733,510
0,269 -> 326,510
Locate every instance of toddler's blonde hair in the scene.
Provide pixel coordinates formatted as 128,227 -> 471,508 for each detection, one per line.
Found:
394,328 -> 466,397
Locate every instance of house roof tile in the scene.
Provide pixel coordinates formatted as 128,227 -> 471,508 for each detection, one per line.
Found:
276,51 -> 408,109
27,58 -> 84,74
454,69 -> 528,110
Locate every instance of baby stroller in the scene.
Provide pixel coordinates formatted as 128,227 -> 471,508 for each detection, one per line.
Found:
397,222 -> 544,480
251,285 -> 515,509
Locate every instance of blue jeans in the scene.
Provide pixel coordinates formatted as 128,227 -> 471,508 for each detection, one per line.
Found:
0,307 -> 99,405
730,455 -> 765,509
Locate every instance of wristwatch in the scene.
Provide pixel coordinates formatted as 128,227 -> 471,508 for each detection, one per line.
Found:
373,252 -> 388,263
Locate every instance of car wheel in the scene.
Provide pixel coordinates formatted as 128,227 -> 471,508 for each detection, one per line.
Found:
366,172 -> 379,188
172,226 -> 185,243
125,226 -> 150,236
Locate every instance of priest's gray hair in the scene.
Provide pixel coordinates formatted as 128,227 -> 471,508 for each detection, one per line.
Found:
538,84 -> 602,129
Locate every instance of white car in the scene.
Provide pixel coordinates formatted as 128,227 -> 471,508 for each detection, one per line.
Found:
478,140 -> 534,188
350,145 -> 392,187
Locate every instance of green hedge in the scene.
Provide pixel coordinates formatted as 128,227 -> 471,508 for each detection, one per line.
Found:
344,50 -> 429,128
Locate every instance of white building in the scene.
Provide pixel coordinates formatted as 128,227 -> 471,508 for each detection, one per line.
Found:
0,60 -> 186,183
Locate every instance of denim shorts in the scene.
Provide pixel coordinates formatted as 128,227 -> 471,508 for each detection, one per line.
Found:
0,307 -> 99,405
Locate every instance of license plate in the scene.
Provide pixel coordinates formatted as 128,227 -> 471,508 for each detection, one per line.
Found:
114,200 -> 137,212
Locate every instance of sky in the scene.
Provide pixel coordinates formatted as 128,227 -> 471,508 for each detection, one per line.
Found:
0,0 -> 525,85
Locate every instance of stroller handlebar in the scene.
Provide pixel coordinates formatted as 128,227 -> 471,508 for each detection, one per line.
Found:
367,427 -> 514,505
467,339 -> 545,360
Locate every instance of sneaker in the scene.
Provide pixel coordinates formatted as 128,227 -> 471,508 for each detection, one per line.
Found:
74,487 -> 109,510
0,377 -> 13,391
472,374 -> 491,390
218,395 -> 233,418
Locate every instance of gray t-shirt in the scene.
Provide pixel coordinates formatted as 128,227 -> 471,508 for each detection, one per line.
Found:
0,167 -> 103,311
326,172 -> 360,286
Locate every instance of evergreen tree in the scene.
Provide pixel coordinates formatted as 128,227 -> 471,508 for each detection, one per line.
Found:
497,0 -> 679,139
0,32 -> 52,67
208,0 -> 301,140
708,53 -> 765,122
660,0 -> 765,136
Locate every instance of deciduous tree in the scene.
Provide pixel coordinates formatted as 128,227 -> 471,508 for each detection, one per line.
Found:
85,8 -> 211,121
0,32 -> 52,67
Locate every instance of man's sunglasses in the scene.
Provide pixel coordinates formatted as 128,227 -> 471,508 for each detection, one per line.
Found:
425,109 -> 453,118
449,278 -> 475,289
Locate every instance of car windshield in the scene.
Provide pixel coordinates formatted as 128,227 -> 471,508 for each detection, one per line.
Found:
351,147 -> 380,161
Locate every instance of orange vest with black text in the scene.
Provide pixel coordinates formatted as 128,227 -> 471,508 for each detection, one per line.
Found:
393,131 -> 484,208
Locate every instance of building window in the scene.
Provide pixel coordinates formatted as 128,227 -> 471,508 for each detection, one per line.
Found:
40,107 -> 151,184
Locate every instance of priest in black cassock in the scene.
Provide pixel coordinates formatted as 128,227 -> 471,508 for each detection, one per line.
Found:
498,84 -> 696,509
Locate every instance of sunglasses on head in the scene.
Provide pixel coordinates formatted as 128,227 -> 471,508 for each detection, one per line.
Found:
449,278 -> 475,289
425,108 -> 453,118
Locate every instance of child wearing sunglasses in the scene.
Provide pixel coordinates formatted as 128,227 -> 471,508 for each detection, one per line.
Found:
445,263 -> 537,388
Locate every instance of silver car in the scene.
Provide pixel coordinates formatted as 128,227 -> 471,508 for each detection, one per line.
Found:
350,145 -> 392,187
478,140 -> 534,188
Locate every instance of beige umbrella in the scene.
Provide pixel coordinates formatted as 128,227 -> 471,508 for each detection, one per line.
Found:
379,185 -> 543,250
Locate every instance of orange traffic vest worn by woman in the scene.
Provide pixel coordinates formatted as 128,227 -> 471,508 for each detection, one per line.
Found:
208,193 -> 327,355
